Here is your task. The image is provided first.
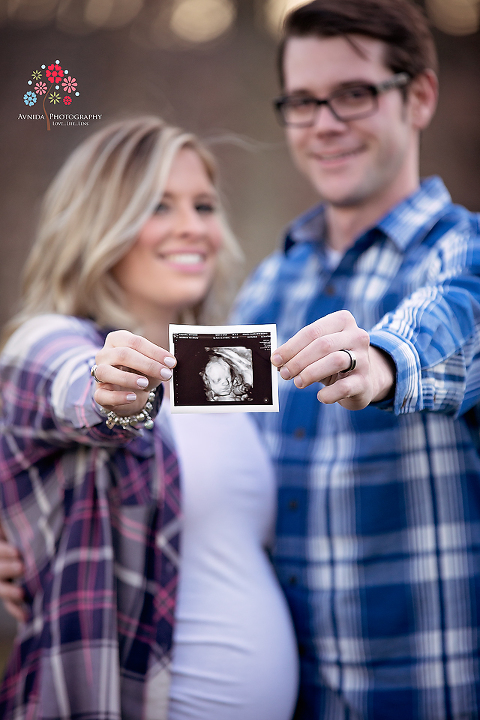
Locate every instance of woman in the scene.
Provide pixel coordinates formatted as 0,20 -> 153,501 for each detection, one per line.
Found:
0,117 -> 299,719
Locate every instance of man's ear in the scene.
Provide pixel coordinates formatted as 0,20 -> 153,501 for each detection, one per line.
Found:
408,69 -> 438,130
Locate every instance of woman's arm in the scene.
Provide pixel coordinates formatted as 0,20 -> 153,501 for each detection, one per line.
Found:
1,316 -> 176,470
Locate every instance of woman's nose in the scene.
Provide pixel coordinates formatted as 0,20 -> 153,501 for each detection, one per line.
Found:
175,207 -> 205,236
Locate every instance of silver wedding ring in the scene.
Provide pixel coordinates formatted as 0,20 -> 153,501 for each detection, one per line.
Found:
339,349 -> 357,374
90,364 -> 103,383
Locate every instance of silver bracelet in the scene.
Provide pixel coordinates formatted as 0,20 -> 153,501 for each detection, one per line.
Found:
101,389 -> 157,430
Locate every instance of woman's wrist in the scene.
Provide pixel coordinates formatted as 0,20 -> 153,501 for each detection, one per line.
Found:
98,388 -> 159,430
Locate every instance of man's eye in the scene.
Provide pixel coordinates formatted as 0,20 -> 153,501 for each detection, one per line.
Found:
287,97 -> 316,109
337,87 -> 371,101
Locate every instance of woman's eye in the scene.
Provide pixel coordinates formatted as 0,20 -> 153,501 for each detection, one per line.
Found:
196,203 -> 216,214
154,202 -> 169,214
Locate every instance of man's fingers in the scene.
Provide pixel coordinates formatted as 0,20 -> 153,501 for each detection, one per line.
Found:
0,539 -> 21,562
0,558 -> 23,581
0,579 -> 24,601
291,348 -> 358,388
3,598 -> 27,623
278,332 -> 357,382
272,310 -> 355,368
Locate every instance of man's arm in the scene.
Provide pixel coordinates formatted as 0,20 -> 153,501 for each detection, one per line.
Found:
272,275 -> 480,416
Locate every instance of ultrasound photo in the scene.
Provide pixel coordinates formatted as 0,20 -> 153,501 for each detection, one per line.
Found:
169,324 -> 279,413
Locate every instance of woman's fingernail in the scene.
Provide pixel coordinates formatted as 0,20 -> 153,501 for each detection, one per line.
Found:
137,377 -> 149,388
160,368 -> 172,380
126,393 -> 137,402
271,353 -> 283,367
280,367 -> 291,380
164,356 -> 176,368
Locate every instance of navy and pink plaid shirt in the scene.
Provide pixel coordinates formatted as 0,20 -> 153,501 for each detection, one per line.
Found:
0,314 -> 181,720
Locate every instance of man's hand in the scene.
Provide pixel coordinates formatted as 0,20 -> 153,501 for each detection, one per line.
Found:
0,524 -> 26,623
271,310 -> 395,410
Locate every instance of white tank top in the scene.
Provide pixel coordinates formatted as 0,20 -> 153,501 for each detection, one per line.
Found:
146,406 -> 299,720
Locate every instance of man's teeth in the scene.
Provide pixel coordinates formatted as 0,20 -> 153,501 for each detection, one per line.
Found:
165,253 -> 204,264
320,149 -> 358,160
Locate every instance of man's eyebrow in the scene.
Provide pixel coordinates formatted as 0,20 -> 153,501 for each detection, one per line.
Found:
333,79 -> 374,89
285,79 -> 374,97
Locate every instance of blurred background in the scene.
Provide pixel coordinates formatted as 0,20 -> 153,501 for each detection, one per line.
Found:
0,0 -> 479,671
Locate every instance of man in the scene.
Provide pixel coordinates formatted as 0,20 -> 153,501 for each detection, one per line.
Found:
232,1 -> 480,718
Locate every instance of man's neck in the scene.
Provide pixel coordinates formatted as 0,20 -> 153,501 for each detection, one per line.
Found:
324,180 -> 420,253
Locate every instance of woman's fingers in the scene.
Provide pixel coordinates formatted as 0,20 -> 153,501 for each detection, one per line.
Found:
94,332 -> 176,390
101,331 -> 176,369
93,384 -> 146,410
92,331 -> 177,415
91,359 -> 173,389
94,349 -> 175,385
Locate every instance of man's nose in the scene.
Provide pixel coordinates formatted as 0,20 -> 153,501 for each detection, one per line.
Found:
312,102 -> 346,132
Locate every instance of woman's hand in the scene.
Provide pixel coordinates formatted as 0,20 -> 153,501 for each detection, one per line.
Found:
0,524 -> 26,623
92,331 -> 176,417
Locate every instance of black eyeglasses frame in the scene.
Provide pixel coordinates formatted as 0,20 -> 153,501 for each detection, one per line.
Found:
273,72 -> 411,127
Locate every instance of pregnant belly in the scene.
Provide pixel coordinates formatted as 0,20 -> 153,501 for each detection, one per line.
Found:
165,554 -> 299,720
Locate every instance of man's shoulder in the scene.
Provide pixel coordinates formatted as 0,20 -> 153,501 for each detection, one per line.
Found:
377,177 -> 479,252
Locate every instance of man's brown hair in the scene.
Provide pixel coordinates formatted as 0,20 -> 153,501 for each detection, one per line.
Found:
277,0 -> 438,88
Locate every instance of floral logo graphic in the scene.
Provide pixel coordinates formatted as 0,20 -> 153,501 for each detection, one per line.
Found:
23,59 -> 80,131
62,76 -> 77,93
23,91 -> 37,106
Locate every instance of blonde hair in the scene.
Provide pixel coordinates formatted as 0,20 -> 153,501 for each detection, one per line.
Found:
3,116 -> 243,344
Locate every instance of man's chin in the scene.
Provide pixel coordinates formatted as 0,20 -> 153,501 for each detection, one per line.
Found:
318,190 -> 368,208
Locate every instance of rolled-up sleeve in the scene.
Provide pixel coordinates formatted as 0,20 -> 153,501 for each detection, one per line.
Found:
370,221 -> 480,416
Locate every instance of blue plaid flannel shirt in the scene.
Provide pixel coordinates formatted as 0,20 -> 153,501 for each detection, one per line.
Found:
231,177 -> 480,720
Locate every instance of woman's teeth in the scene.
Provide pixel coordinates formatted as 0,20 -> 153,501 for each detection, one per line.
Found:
165,253 -> 204,264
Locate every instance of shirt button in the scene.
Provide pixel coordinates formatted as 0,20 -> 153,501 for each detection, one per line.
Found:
325,284 -> 335,296
288,499 -> 298,511
288,575 -> 297,586
294,427 -> 305,439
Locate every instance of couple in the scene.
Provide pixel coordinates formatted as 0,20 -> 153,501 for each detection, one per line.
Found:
2,1 -> 480,718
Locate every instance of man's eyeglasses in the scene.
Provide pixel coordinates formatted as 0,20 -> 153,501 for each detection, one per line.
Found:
273,72 -> 410,127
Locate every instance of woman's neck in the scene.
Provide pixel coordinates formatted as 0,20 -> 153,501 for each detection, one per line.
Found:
130,305 -> 176,350
141,322 -> 170,349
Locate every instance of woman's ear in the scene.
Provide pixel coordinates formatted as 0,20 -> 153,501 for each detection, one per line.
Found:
408,69 -> 438,130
